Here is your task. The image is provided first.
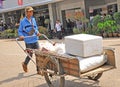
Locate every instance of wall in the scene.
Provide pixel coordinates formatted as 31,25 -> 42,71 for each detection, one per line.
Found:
117,0 -> 120,11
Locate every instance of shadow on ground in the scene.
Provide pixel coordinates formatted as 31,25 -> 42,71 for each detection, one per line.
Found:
0,72 -> 38,85
36,78 -> 100,87
0,72 -> 100,87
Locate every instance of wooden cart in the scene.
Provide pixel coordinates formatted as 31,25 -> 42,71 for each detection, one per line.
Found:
35,48 -> 116,87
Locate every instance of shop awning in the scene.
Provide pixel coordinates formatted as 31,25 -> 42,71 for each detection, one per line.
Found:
0,0 -> 63,13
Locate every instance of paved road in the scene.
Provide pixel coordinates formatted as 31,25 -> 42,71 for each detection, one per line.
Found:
0,38 -> 120,87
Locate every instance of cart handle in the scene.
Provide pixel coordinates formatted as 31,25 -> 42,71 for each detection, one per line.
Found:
16,36 -> 37,65
41,34 -> 56,46
16,34 -> 56,65
16,34 -> 56,46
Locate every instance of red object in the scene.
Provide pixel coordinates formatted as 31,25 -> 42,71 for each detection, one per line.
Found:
18,0 -> 23,5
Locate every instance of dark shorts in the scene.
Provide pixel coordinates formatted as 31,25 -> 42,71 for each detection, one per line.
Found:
25,41 -> 39,49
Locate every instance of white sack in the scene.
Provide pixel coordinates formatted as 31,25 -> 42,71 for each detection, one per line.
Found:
39,42 -> 65,54
77,55 -> 107,73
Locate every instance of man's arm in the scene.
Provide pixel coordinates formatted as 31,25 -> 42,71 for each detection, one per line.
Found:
18,21 -> 24,40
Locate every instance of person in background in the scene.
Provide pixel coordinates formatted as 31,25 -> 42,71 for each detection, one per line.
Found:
76,19 -> 83,31
18,6 -> 41,73
55,20 -> 62,39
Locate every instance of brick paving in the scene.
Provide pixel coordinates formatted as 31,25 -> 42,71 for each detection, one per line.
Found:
0,38 -> 120,87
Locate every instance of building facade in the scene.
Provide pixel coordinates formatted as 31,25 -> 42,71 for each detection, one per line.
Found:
0,0 -> 118,30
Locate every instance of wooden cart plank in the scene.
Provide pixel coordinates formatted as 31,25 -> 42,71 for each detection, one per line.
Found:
63,67 -> 80,77
80,65 -> 115,77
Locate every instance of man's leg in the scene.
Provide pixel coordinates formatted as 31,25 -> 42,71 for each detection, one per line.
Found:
22,53 -> 32,72
22,43 -> 33,72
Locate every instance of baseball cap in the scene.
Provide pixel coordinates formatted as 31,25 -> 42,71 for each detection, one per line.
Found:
25,6 -> 34,12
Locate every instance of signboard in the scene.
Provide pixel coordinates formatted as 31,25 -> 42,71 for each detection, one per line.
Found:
66,8 -> 84,20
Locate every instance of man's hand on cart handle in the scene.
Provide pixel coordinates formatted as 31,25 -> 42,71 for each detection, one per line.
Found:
53,42 -> 56,46
19,36 -> 24,40
37,32 -> 41,36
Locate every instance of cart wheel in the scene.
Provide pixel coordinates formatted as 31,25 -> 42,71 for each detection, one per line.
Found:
44,59 -> 65,87
88,73 -> 103,81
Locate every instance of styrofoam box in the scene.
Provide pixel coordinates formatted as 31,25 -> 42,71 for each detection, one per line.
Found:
65,34 -> 103,57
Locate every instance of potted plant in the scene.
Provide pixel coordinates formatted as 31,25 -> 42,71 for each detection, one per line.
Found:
73,27 -> 80,34
113,12 -> 120,37
92,15 -> 104,36
97,14 -> 118,38
113,12 -> 120,25
97,21 -> 107,38
106,20 -> 117,37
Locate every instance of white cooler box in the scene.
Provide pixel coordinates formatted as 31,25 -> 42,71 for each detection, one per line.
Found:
65,34 -> 103,57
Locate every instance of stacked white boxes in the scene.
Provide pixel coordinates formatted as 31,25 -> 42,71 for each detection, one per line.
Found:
65,34 -> 103,57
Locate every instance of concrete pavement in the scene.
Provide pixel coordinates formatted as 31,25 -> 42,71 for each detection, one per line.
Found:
0,38 -> 120,87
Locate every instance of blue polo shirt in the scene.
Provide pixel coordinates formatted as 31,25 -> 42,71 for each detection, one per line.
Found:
18,16 -> 39,44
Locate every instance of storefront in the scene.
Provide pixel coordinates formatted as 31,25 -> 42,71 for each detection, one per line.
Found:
47,0 -> 117,35
0,0 -> 63,29
0,0 -> 118,30
85,0 -> 117,18
54,0 -> 85,33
